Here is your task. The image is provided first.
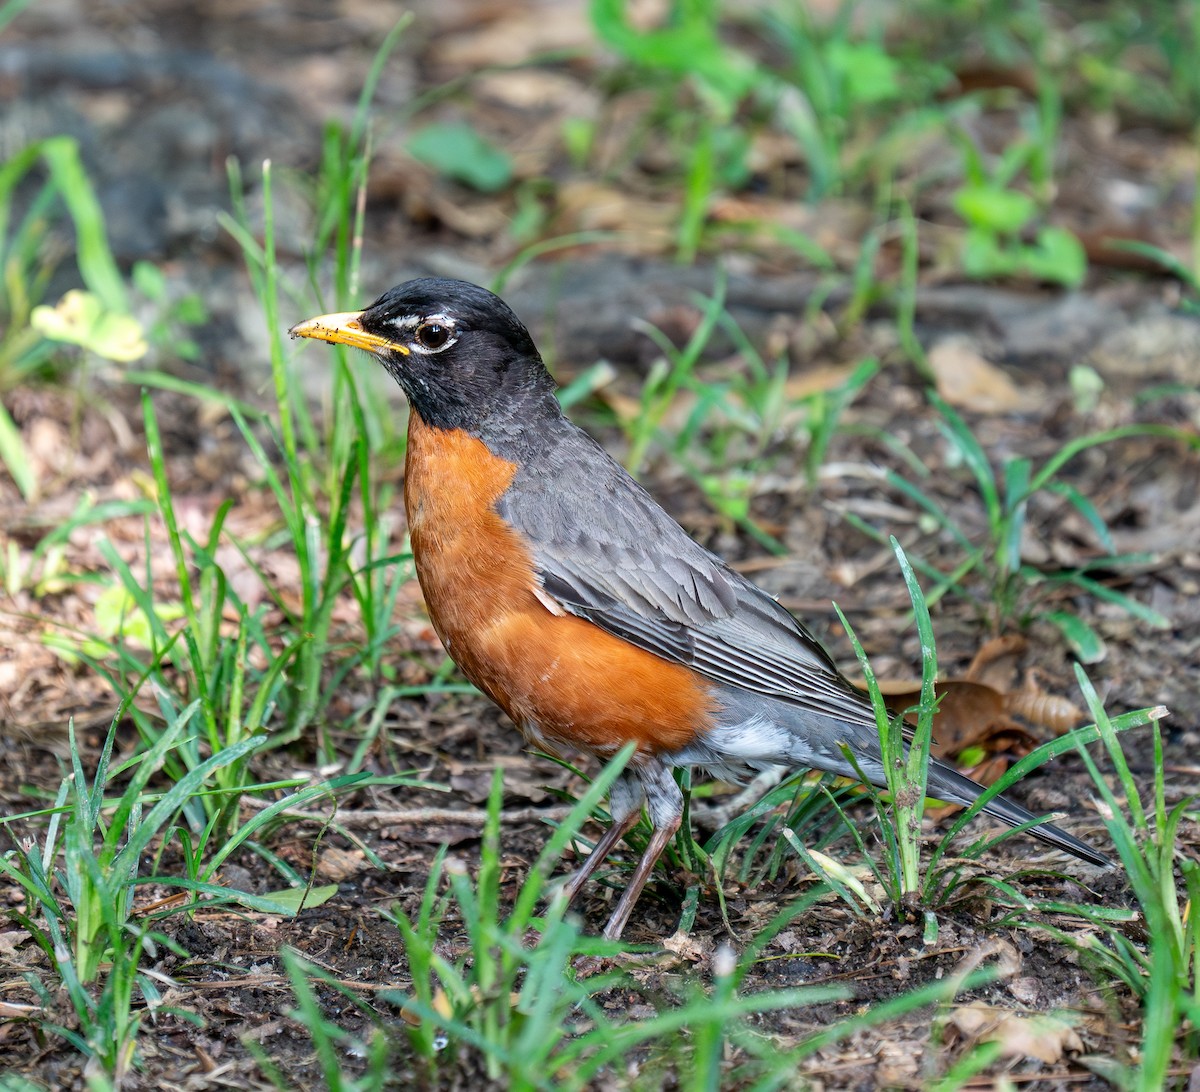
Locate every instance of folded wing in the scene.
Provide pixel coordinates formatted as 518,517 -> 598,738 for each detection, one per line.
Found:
497,424 -> 877,730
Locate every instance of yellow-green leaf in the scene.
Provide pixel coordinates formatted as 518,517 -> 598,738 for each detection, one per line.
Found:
31,290 -> 148,362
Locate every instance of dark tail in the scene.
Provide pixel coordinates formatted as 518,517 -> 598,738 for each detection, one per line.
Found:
925,758 -> 1113,869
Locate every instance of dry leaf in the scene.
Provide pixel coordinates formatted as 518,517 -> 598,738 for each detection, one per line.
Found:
316,846 -> 367,882
946,1001 -> 1083,1064
662,930 -> 715,964
853,661 -> 1083,788
0,1000 -> 42,1019
400,987 -> 455,1027
965,634 -> 1029,684
928,336 -> 1028,413
552,180 -> 675,250
966,639 -> 1085,731
784,363 -> 862,401
431,6 -> 592,69
863,679 -> 1039,762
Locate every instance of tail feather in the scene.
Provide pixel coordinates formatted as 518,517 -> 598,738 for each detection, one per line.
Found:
925,759 -> 1112,869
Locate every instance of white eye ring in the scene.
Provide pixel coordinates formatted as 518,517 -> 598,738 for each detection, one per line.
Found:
386,312 -> 457,354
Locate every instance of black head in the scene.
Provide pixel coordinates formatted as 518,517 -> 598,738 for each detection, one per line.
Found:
289,278 -> 559,434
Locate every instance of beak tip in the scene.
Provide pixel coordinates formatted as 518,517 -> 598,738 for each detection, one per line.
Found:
286,311 -> 392,354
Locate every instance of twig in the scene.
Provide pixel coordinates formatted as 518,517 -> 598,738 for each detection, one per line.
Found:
240,799 -> 577,826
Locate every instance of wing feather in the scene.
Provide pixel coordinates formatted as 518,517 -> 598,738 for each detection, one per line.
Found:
497,423 -> 877,731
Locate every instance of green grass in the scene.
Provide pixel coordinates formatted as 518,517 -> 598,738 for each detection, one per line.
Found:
950,88 -> 1086,287
845,391 -> 1195,658
0,135 -> 132,498
309,758 -> 1005,1089
1066,672 -> 1196,1089
0,703 -> 395,1077
0,19 -> 443,1078
594,274 -> 878,551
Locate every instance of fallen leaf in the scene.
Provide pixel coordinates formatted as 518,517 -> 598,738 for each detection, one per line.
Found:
662,930 -> 715,964
316,846 -> 367,882
927,336 -> 1027,413
852,666 -> 1083,786
965,634 -> 1029,684
784,363 -> 862,401
946,1001 -> 1083,1064
0,1000 -> 42,1019
857,678 -> 1039,763
552,180 -> 675,249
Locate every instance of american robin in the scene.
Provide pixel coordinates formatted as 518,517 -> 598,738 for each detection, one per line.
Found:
290,278 -> 1110,939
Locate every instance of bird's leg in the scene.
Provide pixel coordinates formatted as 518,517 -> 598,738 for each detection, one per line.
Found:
601,760 -> 683,941
561,772 -> 644,905
601,814 -> 681,940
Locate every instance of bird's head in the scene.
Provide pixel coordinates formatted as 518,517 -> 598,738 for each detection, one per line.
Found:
289,277 -> 558,433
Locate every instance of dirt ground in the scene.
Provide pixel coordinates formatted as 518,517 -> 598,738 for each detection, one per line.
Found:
2,1 -> 1199,1088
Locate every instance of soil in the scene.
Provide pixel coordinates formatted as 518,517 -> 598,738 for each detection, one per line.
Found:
2,1 -> 1199,1089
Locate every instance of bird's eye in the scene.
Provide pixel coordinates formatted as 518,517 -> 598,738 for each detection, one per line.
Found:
416,322 -> 451,350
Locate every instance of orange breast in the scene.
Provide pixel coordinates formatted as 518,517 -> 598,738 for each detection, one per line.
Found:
403,411 -> 716,758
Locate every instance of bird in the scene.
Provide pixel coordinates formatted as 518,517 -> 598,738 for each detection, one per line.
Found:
290,277 -> 1111,940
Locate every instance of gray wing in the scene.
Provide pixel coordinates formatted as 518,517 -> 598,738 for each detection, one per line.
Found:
496,422 -> 877,730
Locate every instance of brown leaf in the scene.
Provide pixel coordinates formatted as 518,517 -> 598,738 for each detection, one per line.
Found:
783,363 -> 863,401
946,1001 -> 1083,1064
315,846 -> 367,883
856,656 -> 1083,781
965,634 -> 1028,684
552,180 -> 676,251
870,679 -> 1033,760
927,336 -> 1030,413
430,6 -> 592,69
946,64 -> 1039,97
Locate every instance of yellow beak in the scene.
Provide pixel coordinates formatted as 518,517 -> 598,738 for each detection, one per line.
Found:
288,311 -> 410,355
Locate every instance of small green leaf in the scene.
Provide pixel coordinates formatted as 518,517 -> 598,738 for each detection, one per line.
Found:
132,260 -> 166,301
1044,611 -> 1106,663
827,41 -> 901,105
405,123 -> 513,193
93,583 -> 184,647
30,290 -> 148,362
0,401 -> 36,500
258,884 -> 340,914
1021,226 -> 1087,287
175,294 -> 208,325
588,0 -> 756,116
962,227 -> 1017,279
561,117 -> 595,168
953,185 -> 1037,234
